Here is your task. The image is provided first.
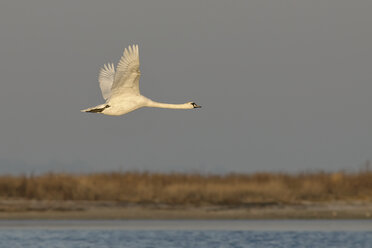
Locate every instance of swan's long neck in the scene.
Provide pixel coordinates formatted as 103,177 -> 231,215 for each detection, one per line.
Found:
146,100 -> 191,109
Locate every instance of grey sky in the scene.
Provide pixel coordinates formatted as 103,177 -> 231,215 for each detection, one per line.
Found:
1,0 -> 372,174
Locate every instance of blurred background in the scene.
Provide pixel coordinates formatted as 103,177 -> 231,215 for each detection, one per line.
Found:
1,0 -> 372,174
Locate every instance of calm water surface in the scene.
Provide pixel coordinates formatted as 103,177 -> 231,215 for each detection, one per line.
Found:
0,220 -> 371,248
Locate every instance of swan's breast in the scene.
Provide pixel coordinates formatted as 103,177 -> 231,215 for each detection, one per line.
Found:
103,95 -> 148,116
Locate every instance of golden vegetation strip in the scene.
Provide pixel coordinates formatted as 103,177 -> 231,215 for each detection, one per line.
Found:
0,171 -> 371,205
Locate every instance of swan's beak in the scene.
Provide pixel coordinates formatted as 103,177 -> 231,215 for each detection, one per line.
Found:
192,103 -> 202,108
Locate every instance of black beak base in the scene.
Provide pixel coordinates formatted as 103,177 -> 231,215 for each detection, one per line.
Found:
191,102 -> 202,108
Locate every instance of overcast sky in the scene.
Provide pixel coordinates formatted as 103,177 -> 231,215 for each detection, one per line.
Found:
1,0 -> 372,174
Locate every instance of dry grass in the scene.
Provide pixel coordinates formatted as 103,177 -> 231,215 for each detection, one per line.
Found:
0,171 -> 371,206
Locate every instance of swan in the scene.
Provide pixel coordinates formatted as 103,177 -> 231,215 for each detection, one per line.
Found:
81,44 -> 201,116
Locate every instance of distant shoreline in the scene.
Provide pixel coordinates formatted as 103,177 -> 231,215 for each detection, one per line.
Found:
0,171 -> 371,219
0,200 -> 371,220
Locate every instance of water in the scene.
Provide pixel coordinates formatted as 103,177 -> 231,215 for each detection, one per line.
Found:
0,220 -> 371,248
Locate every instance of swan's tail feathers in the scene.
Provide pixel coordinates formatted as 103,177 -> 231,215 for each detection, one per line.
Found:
81,104 -> 110,113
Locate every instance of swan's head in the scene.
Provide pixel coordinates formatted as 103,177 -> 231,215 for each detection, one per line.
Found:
187,102 -> 202,109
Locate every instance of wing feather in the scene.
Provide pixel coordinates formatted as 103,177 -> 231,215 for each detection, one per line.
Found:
111,44 -> 140,96
98,63 -> 115,100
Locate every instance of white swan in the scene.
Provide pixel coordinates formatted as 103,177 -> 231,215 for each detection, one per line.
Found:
81,44 -> 201,116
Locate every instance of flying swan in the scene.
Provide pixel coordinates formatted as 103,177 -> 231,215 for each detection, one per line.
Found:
81,44 -> 201,116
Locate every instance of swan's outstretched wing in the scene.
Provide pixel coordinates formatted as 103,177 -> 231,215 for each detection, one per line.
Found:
111,44 -> 140,96
98,63 -> 115,100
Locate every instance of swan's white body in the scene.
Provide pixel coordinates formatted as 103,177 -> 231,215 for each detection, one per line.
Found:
81,45 -> 201,116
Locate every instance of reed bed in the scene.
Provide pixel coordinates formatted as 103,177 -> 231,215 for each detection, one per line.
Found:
0,171 -> 371,206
